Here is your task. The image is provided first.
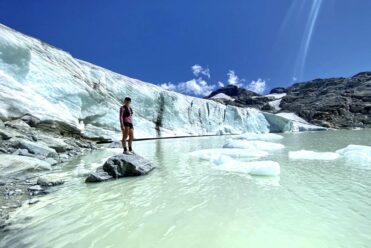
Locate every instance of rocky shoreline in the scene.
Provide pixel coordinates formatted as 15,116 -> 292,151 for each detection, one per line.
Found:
0,115 -> 97,229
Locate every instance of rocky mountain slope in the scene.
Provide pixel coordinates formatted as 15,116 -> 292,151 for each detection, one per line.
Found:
207,73 -> 371,128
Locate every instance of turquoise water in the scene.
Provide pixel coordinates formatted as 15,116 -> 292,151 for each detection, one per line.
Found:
1,129 -> 371,248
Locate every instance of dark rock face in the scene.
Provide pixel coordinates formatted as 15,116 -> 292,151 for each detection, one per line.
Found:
280,72 -> 371,128
207,72 -> 371,128
85,154 -> 154,183
270,87 -> 286,94
206,85 -> 273,110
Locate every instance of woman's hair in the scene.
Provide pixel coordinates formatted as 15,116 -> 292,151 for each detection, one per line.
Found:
124,97 -> 131,102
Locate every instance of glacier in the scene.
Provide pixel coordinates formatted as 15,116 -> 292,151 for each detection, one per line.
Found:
0,24 -> 325,140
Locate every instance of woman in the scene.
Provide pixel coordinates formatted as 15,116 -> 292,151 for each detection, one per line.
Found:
119,97 -> 134,154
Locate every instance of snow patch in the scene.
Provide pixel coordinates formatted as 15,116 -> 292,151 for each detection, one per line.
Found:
265,93 -> 287,99
276,113 -> 308,124
211,93 -> 235,101
289,150 -> 340,160
268,99 -> 282,111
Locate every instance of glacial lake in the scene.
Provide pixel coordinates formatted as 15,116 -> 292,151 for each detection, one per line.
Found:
1,129 -> 371,248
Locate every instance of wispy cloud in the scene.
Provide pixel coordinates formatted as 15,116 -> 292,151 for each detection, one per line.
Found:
191,64 -> 210,78
227,70 -> 244,87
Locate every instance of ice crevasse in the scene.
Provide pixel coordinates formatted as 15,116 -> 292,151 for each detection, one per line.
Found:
0,24 -> 324,140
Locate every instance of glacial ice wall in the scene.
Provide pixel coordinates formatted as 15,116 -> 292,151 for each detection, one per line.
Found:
0,24 -> 321,140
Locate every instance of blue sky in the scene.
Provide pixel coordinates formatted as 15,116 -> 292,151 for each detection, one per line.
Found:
1,0 -> 371,96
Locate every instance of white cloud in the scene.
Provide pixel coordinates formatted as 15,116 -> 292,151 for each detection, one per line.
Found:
227,70 -> 240,86
292,76 -> 298,81
160,82 -> 176,91
192,64 -> 210,78
246,78 -> 266,94
160,78 -> 215,97
217,81 -> 224,87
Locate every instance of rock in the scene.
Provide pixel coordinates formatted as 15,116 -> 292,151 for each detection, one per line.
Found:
0,154 -> 51,175
0,181 -> 5,186
12,148 -> 30,156
270,87 -> 287,94
85,154 -> 154,183
279,73 -> 371,128
21,115 -> 40,127
5,119 -> 31,130
0,129 -> 12,140
28,199 -> 39,205
0,119 -> 4,128
28,185 -> 43,191
36,135 -> 73,153
37,176 -> 64,187
13,138 -> 58,158
45,157 -> 58,166
85,168 -> 113,183
103,154 -> 154,178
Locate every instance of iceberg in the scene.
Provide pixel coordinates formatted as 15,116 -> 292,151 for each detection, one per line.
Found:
336,145 -> 371,164
0,24 -> 324,140
207,154 -> 280,176
289,150 -> 340,160
223,139 -> 285,151
190,148 -> 268,160
234,132 -> 284,141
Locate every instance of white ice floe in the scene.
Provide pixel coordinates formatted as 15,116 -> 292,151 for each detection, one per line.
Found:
190,148 -> 268,160
234,132 -> 284,141
208,154 -> 280,176
246,161 -> 281,176
336,145 -> 371,163
289,150 -> 340,160
223,140 -> 285,151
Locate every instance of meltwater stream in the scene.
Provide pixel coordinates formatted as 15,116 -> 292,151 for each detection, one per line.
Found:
1,129 -> 371,248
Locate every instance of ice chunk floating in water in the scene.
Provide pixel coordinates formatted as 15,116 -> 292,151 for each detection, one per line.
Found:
209,154 -> 280,176
336,145 -> 371,164
223,140 -> 285,151
234,132 -> 284,141
190,148 -> 268,160
289,150 -> 340,160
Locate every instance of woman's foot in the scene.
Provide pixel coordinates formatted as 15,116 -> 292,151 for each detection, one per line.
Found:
123,150 -> 134,155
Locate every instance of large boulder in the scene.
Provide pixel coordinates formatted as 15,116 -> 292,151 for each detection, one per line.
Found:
103,154 -> 154,177
12,138 -> 58,158
85,154 -> 154,183
0,154 -> 51,175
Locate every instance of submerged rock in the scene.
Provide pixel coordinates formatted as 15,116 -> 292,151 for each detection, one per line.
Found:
85,154 -> 154,183
85,168 -> 113,183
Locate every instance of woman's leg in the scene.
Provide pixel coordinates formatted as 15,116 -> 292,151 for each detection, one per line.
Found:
122,127 -> 129,151
128,128 -> 134,151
